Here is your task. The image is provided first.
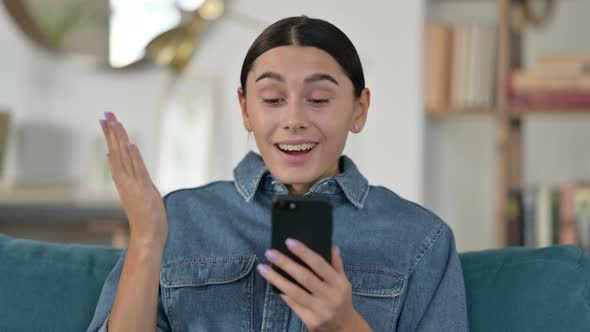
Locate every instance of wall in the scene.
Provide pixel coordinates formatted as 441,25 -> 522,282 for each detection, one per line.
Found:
0,1 -> 428,239
1,1 -> 426,201
187,0 -> 426,203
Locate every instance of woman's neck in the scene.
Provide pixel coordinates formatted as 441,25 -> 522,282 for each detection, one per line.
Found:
284,161 -> 341,196
286,183 -> 312,196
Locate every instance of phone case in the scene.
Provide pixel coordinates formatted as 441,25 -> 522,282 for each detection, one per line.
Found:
270,194 -> 333,293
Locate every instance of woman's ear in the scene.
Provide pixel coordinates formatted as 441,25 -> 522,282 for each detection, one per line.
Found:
350,88 -> 370,133
238,87 -> 252,132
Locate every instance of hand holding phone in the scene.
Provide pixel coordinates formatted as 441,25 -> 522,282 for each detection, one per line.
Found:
271,194 -> 333,293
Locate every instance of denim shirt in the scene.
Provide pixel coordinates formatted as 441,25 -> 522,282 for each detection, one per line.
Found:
87,151 -> 469,332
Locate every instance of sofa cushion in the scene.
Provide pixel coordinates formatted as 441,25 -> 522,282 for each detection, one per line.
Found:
460,244 -> 590,332
1,233 -> 589,332
0,234 -> 123,332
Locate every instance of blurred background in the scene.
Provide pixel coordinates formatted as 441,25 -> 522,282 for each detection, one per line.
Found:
0,0 -> 588,254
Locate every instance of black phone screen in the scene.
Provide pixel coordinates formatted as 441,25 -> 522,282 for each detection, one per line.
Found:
270,194 -> 333,293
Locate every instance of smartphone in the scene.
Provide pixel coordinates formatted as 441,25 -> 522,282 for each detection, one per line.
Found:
270,194 -> 333,293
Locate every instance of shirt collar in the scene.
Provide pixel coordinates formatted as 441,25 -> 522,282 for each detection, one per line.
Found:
233,151 -> 369,208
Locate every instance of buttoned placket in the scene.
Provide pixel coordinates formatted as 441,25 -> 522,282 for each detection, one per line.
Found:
259,281 -> 293,332
263,178 -> 336,332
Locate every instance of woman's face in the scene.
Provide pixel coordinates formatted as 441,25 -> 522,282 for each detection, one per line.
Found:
238,45 -> 370,194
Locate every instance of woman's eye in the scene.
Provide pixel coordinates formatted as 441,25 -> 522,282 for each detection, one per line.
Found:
262,98 -> 284,105
309,99 -> 329,105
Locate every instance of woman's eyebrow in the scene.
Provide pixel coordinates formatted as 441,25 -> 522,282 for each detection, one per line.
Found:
255,72 -> 283,83
304,73 -> 339,86
254,72 -> 339,86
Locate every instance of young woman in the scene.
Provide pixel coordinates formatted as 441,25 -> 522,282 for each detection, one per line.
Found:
88,16 -> 468,332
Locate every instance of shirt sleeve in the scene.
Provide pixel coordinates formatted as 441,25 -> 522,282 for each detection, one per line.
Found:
396,222 -> 469,331
86,249 -> 171,332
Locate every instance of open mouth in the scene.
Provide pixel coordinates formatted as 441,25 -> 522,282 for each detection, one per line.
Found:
275,142 -> 317,156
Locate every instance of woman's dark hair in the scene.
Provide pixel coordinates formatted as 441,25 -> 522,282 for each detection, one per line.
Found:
240,16 -> 365,98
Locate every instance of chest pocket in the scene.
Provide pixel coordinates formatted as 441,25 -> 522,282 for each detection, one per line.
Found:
346,264 -> 406,332
160,255 -> 256,332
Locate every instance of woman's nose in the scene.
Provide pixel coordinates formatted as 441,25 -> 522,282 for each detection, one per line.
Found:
280,102 -> 309,131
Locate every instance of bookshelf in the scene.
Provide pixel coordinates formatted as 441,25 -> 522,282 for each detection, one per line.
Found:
0,181 -> 128,247
427,107 -> 496,118
425,0 -> 590,248
511,108 -> 590,117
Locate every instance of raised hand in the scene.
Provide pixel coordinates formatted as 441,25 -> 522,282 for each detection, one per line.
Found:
100,112 -> 168,250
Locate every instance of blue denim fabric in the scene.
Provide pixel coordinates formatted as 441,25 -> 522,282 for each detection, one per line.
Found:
87,151 -> 468,331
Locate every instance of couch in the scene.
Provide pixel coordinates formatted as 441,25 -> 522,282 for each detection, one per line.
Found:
1,233 -> 589,331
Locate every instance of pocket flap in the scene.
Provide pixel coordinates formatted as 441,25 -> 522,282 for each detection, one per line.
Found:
160,255 -> 256,288
345,264 -> 406,297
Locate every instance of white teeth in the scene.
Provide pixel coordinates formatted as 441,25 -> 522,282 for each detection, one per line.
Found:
278,143 -> 316,152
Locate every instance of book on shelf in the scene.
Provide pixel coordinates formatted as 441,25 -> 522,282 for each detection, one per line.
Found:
425,21 -> 452,112
510,71 -> 590,93
551,189 -> 561,245
522,186 -> 537,247
528,54 -> 590,77
506,189 -> 524,246
450,23 -> 466,109
508,182 -> 590,255
538,54 -> 590,67
511,91 -> 590,108
574,187 -> 590,254
560,183 -> 579,245
424,20 -> 496,114
0,111 -> 9,177
509,53 -> 590,109
535,185 -> 553,247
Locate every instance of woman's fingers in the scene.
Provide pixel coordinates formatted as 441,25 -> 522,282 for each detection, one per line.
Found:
100,118 -> 116,169
256,264 -> 315,306
101,113 -> 150,183
111,121 -> 134,177
103,113 -> 124,176
264,249 -> 327,296
332,246 -> 345,275
285,239 -> 340,284
128,143 -> 151,182
279,294 -> 314,324
102,112 -> 137,178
